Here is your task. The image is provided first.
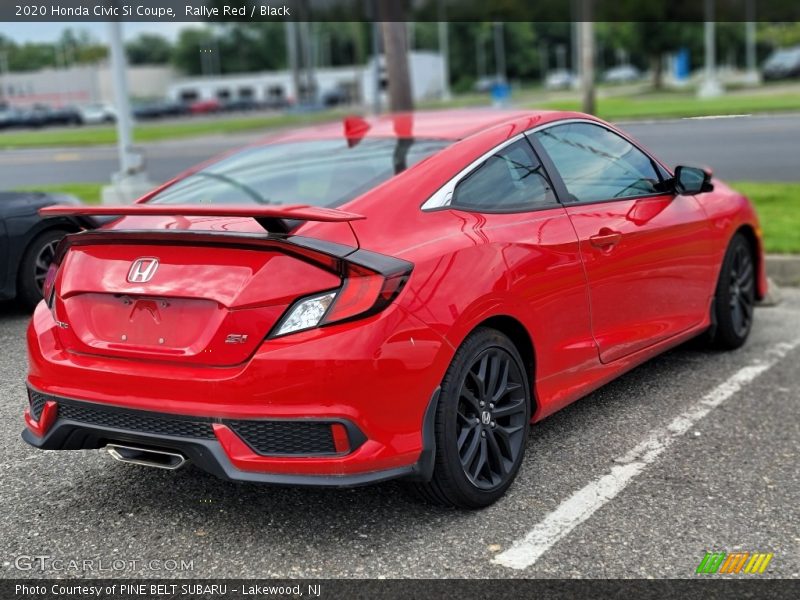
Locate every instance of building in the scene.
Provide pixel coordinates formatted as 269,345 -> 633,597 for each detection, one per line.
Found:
0,63 -> 176,107
0,50 -> 445,109
166,51 -> 445,106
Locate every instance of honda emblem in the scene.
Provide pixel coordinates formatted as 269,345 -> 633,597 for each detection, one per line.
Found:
127,258 -> 159,283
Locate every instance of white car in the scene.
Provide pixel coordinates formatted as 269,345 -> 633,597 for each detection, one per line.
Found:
603,65 -> 642,84
544,70 -> 576,90
76,104 -> 117,125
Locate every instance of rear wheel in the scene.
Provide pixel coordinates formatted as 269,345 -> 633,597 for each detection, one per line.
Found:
708,233 -> 756,350
414,327 -> 530,508
17,229 -> 66,311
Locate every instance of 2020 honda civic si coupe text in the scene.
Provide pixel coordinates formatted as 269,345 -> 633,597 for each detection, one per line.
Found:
24,110 -> 765,508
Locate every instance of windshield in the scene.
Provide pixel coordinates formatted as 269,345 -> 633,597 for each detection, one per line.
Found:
147,138 -> 451,207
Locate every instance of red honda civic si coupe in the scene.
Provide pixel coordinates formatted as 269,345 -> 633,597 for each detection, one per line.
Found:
24,110 -> 766,508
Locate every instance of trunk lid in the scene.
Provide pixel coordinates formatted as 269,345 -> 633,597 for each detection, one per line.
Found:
53,240 -> 341,366
40,205 -> 363,367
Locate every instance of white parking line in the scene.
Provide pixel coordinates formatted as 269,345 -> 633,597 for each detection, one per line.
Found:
493,339 -> 800,570
683,114 -> 752,120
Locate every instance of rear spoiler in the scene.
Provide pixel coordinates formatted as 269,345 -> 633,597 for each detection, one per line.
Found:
39,204 -> 365,233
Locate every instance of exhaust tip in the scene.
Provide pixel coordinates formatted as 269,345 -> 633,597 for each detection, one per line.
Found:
107,444 -> 188,470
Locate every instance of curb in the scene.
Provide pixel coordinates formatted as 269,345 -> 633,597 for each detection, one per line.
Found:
766,255 -> 800,287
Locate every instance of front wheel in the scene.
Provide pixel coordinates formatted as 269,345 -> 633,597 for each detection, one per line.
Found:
708,232 -> 756,350
413,328 -> 531,508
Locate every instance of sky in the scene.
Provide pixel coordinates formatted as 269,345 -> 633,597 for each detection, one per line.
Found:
0,22 -> 191,43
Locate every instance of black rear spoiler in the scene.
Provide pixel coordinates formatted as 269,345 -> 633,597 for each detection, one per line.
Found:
39,204 -> 365,233
41,206 -> 411,280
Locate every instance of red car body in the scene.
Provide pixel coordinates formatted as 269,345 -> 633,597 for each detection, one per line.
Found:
188,99 -> 222,114
23,110 -> 766,491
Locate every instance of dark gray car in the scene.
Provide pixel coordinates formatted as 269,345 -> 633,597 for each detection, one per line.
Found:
0,192 -> 97,309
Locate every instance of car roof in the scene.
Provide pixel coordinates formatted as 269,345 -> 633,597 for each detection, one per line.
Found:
257,109 -> 578,144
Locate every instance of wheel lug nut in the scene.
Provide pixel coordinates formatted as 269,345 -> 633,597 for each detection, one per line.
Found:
491,421 -> 496,428
481,431 -> 486,438
489,403 -> 494,409
479,401 -> 485,407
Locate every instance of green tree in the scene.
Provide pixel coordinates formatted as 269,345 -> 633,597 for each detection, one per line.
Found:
126,33 -> 173,65
0,29 -> 106,73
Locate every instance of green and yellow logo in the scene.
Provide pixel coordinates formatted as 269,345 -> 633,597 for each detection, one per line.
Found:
696,551 -> 774,574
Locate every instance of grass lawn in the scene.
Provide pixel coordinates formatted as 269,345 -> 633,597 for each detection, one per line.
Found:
0,110 -> 343,150
532,92 -> 800,121
731,182 -> 800,255
15,182 -> 104,205
15,181 -> 800,254
3,87 -> 800,150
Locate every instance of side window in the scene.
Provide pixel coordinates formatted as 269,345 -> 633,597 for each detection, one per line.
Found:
451,139 -> 557,213
534,122 -> 662,203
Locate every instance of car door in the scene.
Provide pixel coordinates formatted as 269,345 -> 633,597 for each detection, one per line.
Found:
529,121 -> 716,363
442,137 -> 597,416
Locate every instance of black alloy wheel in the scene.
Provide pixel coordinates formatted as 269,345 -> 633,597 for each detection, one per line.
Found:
456,348 -> 528,490
413,327 -> 531,508
727,241 -> 755,339
708,232 -> 756,350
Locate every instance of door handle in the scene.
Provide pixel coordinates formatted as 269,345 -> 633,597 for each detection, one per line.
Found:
589,228 -> 622,249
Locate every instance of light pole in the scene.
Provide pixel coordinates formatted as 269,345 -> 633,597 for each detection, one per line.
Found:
0,51 -> 7,102
744,0 -> 759,84
698,0 -> 723,97
101,21 -> 151,205
371,20 -> 381,114
285,21 -> 301,103
437,0 -> 450,101
579,7 -> 595,115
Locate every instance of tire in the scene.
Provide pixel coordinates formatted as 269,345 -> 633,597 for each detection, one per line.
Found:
413,327 -> 531,509
17,229 -> 67,311
708,233 -> 756,350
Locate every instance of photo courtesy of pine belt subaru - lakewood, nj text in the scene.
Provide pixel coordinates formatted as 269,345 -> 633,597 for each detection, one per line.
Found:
23,110 -> 765,508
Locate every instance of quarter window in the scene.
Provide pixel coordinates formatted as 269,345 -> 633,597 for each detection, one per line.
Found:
533,122 -> 662,203
451,139 -> 557,212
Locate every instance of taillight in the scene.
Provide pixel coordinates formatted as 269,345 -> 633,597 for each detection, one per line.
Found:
323,265 -> 386,323
269,259 -> 412,338
322,263 -> 411,326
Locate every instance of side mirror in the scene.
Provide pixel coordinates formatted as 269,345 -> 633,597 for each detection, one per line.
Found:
674,165 -> 714,195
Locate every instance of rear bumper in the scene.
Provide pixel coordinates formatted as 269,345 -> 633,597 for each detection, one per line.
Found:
22,392 -> 428,487
26,299 -> 452,482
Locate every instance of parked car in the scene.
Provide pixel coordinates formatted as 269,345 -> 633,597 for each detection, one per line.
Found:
221,98 -> 263,112
76,103 -> 117,125
0,104 -> 25,129
0,192 -> 99,310
17,104 -> 81,128
603,64 -> 643,84
26,110 -> 765,508
544,70 -> 576,90
132,100 -> 188,121
473,76 -> 506,94
321,87 -> 350,107
762,46 -> 800,80
188,98 -> 222,114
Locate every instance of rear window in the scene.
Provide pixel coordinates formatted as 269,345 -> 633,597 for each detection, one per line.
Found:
147,138 -> 450,208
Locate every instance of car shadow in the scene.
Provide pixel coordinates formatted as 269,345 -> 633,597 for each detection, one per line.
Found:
41,340 -> 729,550
0,300 -> 29,318
7,300 -> 755,566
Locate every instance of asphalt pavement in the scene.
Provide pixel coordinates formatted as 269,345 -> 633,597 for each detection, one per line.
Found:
0,290 -> 798,579
0,113 -> 798,190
